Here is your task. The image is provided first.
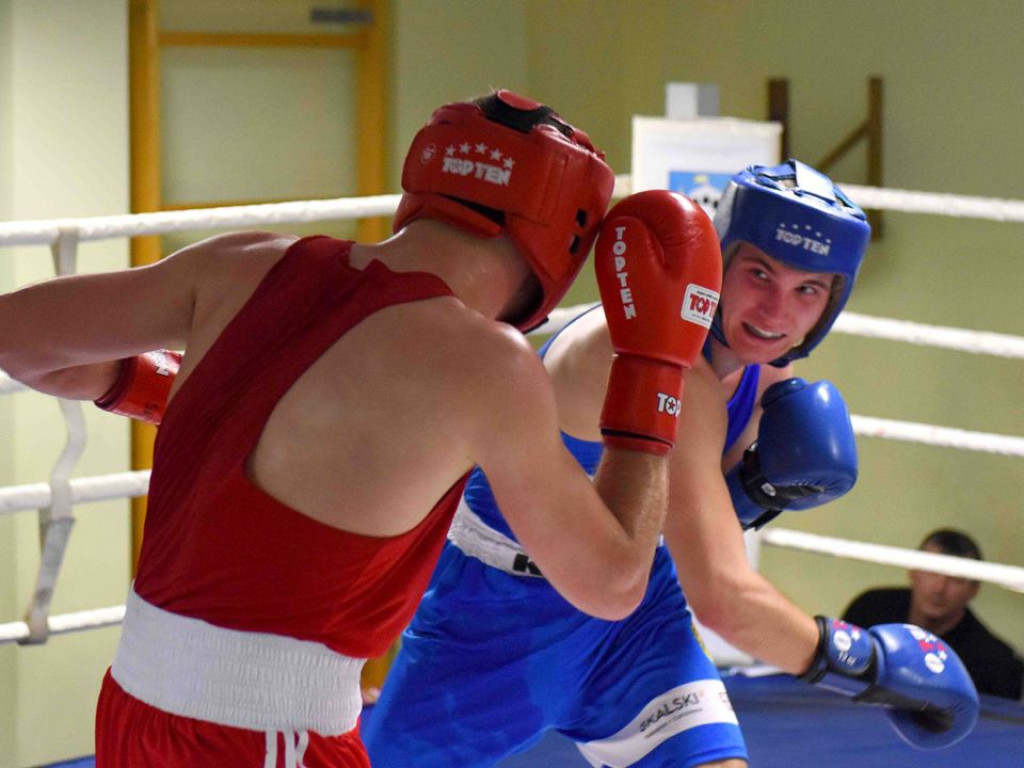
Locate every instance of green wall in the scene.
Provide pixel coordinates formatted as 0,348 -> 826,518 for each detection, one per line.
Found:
516,0 -> 1024,648
391,0 -> 529,183
392,0 -> 1024,650
0,2 -> 131,766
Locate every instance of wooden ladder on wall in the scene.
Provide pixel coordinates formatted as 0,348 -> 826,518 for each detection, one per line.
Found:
768,76 -> 883,238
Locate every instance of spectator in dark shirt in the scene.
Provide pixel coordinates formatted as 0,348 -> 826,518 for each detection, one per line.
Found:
843,528 -> 1023,701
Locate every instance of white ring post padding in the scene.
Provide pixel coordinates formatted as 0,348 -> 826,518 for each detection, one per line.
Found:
0,604 -> 126,645
0,471 -> 152,516
761,527 -> 1024,594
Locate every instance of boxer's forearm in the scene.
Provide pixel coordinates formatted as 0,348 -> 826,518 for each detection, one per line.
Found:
689,574 -> 819,675
12,360 -> 122,401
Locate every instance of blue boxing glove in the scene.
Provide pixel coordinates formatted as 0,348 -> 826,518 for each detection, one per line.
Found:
801,617 -> 979,749
725,378 -> 857,529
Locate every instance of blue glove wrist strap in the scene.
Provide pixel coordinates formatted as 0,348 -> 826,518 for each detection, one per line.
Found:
801,616 -> 877,698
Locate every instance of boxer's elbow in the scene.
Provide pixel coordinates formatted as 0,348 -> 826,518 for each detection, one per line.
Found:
685,569 -> 759,642
0,344 -> 69,387
43,362 -> 121,400
0,301 -> 50,380
691,598 -> 742,642
568,555 -> 648,621
0,355 -> 49,390
581,586 -> 644,622
599,566 -> 648,621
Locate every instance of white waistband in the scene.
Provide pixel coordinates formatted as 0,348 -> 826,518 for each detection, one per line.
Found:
111,586 -> 364,735
447,498 -> 545,577
447,497 -> 666,579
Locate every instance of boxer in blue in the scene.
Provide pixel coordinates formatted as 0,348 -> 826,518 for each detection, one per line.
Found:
363,161 -> 979,767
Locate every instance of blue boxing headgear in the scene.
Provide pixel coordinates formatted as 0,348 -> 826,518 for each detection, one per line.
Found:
712,160 -> 871,366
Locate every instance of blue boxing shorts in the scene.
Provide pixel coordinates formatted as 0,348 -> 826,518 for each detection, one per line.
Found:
363,539 -> 747,768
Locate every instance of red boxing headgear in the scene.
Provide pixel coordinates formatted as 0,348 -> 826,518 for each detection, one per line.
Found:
395,90 -> 615,332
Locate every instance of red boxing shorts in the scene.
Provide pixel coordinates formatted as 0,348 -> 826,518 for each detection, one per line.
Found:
96,672 -> 369,767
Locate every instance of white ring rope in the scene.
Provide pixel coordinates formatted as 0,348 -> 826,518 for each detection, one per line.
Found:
762,528 -> 1024,594
851,415 -> 1024,457
3,528 -> 1021,646
1,180 -> 1022,643
0,605 -> 126,645
0,177 -> 1020,245
842,183 -> 1024,223
0,195 -> 402,246
0,471 -> 151,517
612,174 -> 1024,224
832,312 -> 1024,360
540,305 -> 1024,360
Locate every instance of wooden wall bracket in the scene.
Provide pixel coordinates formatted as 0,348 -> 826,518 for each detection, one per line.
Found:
768,76 -> 883,238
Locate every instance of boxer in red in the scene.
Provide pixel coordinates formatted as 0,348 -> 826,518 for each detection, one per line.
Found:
0,90 -> 722,766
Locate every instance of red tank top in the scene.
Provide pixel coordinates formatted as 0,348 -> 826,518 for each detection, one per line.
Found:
134,236 -> 468,659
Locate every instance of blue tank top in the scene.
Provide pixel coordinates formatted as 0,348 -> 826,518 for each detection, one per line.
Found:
723,363 -> 760,455
465,308 -> 761,541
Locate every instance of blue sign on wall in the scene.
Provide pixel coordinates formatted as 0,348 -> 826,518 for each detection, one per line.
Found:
667,171 -> 733,218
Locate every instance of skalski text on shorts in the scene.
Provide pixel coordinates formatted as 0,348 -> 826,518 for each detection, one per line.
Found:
638,692 -> 702,733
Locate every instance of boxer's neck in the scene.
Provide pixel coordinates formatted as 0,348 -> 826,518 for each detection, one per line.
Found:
352,220 -> 531,323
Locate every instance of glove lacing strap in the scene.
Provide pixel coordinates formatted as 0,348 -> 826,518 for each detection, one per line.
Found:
736,441 -> 826,529
800,615 -> 877,698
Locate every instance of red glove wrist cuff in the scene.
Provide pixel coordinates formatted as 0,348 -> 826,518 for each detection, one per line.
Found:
94,350 -> 181,426
600,355 -> 684,456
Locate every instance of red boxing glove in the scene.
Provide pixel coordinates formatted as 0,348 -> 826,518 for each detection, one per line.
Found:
595,190 -> 722,454
94,350 -> 181,426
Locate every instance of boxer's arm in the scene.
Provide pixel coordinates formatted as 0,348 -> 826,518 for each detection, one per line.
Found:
13,360 -> 124,402
0,244 -> 199,391
482,191 -> 723,620
0,231 -> 292,404
664,383 -> 979,747
663,368 -> 820,673
471,326 -> 667,621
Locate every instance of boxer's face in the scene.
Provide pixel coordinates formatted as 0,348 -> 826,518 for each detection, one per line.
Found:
719,244 -> 834,365
910,544 -> 980,626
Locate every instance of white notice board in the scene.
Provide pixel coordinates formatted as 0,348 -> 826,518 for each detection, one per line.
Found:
631,116 -> 782,217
